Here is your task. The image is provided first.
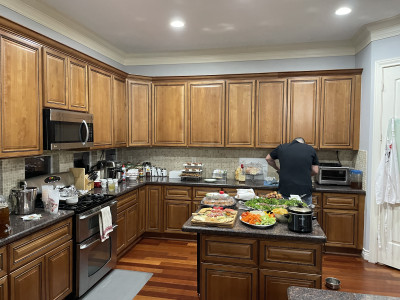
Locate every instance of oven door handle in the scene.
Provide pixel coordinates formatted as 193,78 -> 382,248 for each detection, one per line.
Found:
79,200 -> 118,220
79,224 -> 118,250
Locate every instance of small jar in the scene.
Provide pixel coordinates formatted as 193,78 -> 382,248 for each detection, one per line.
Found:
350,169 -> 363,189
113,179 -> 118,187
100,179 -> 107,189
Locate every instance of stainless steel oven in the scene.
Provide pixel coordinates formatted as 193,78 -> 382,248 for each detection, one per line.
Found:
75,199 -> 118,298
317,166 -> 351,185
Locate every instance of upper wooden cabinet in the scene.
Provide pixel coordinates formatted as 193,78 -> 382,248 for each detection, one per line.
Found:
152,82 -> 187,146
188,81 -> 225,147
226,80 -> 255,147
256,79 -> 287,148
43,47 -> 88,112
320,75 -> 359,149
0,33 -> 42,158
89,66 -> 113,149
112,76 -> 127,147
287,77 -> 320,147
128,80 -> 151,146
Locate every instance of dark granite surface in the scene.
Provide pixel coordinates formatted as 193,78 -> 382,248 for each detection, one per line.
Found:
288,287 -> 400,300
0,209 -> 74,247
182,209 -> 326,243
98,177 -> 365,198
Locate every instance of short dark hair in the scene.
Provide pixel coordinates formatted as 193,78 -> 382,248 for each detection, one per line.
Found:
294,137 -> 305,143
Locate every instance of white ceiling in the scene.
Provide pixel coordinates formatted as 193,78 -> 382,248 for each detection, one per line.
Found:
4,0 -> 400,65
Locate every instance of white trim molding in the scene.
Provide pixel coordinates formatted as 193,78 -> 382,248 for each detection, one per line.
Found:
362,248 -> 370,261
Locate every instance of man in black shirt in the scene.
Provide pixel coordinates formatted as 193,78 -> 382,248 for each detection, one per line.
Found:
266,137 -> 319,206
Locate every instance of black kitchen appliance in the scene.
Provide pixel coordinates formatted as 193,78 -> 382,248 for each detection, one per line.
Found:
43,108 -> 94,150
287,206 -> 313,233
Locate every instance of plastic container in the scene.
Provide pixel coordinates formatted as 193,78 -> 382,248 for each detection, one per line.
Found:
350,169 -> 363,189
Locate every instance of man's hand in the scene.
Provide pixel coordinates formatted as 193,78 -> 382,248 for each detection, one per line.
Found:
266,154 -> 280,172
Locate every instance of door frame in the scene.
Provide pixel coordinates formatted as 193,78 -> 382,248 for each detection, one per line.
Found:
368,56 -> 400,263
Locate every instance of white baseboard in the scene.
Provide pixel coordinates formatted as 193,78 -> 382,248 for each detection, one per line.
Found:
362,248 -> 370,261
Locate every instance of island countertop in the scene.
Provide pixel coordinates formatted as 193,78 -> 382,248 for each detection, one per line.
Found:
287,287 -> 400,300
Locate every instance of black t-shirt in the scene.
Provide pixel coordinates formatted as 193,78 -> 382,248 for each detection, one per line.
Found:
269,140 -> 319,197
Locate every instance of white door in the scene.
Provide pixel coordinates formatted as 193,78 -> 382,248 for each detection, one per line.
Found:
376,63 -> 400,269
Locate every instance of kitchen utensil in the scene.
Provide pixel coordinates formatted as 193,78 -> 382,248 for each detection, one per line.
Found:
287,206 -> 313,233
325,277 -> 341,290
9,186 -> 38,215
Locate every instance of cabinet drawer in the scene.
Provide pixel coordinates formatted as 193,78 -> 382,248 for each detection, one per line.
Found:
222,188 -> 237,196
193,187 -> 221,200
9,218 -> 72,271
312,193 -> 322,208
323,193 -> 358,209
201,235 -> 258,266
164,186 -> 192,200
117,190 -> 138,212
260,240 -> 322,274
0,247 -> 6,278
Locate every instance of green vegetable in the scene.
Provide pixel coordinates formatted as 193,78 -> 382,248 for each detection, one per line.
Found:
245,197 -> 306,211
256,214 -> 276,225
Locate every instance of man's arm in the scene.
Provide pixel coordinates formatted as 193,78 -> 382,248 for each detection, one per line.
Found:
311,165 -> 319,176
266,154 -> 280,172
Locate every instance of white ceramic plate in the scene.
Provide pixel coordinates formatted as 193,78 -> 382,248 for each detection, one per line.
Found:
240,211 -> 276,229
204,178 -> 217,182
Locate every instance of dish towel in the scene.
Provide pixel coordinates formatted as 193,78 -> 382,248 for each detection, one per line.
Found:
236,188 -> 256,200
99,206 -> 113,242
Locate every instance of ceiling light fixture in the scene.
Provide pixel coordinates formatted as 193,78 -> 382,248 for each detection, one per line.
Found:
335,7 -> 352,16
170,20 -> 185,28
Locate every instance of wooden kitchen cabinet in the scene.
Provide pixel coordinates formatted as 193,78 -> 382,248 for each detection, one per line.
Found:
138,187 -> 146,236
146,185 -> 163,232
116,211 -> 127,255
164,200 -> 191,233
128,80 -> 151,146
312,193 -> 322,225
0,32 -> 42,158
126,203 -> 138,244
0,276 -> 7,300
323,209 -> 358,248
0,247 -> 7,278
89,66 -> 113,149
68,57 -> 89,111
256,79 -> 287,148
226,80 -> 255,147
188,81 -> 225,147
287,77 -> 320,147
152,82 -> 187,146
112,76 -> 127,147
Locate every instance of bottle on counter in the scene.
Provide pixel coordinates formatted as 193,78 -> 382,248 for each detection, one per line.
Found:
238,164 -> 246,183
121,165 -> 126,181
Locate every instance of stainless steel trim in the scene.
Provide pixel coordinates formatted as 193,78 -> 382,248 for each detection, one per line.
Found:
49,108 -> 93,123
79,200 -> 117,220
79,224 -> 118,250
82,120 -> 89,145
50,141 -> 93,150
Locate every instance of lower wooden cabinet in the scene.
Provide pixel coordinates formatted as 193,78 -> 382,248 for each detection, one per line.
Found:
138,187 -> 146,236
0,275 -> 7,300
126,203 -> 138,244
146,185 -> 163,232
323,209 -> 358,248
164,200 -> 191,233
116,211 -> 127,255
201,263 -> 258,300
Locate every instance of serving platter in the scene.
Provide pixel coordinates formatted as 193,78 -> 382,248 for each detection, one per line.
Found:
239,210 -> 276,229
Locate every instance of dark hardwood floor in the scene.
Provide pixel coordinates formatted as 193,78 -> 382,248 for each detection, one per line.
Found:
116,238 -> 400,299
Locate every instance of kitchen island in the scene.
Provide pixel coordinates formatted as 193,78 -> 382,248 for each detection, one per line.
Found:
182,212 -> 327,300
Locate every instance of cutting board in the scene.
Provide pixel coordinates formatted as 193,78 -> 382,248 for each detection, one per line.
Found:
70,168 -> 85,190
191,209 -> 238,228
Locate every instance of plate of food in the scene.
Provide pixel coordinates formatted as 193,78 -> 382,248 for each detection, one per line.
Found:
240,210 -> 276,228
244,197 -> 305,211
191,207 -> 238,227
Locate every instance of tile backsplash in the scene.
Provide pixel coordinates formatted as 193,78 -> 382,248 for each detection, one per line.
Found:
0,147 -> 367,196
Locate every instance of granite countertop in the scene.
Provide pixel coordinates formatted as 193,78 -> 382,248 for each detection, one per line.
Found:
0,209 -> 74,247
182,210 -> 327,243
288,287 -> 400,300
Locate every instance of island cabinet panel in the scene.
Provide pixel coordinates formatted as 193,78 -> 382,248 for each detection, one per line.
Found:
188,81 -> 225,147
287,77 -> 320,147
0,247 -> 7,278
225,80 -> 255,147
68,57 -> 89,111
323,209 -> 358,248
0,33 -> 42,158
89,66 -> 113,149
146,185 -> 163,232
320,76 -> 356,149
201,263 -> 258,300
164,200 -> 191,233
138,187 -> 147,236
259,269 -> 321,300
128,80 -> 151,146
256,79 -> 287,148
112,76 -> 127,147
0,276 -> 7,300
152,82 -> 187,146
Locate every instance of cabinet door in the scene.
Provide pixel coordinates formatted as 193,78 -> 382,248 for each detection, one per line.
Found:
45,240 -> 73,300
152,82 -> 187,146
226,80 -> 255,147
0,33 -> 42,157
287,77 -> 320,147
0,276 -> 7,300
43,47 -> 68,109
164,200 -> 191,234
89,66 -> 113,149
256,79 -> 287,148
138,187 -> 146,235
192,200 -> 202,213
128,80 -> 151,146
146,185 -> 163,232
10,256 -> 45,300
259,269 -> 321,300
320,76 -> 355,149
116,211 -> 126,255
113,76 -> 127,147
69,57 -> 88,111
126,203 -> 138,244
201,263 -> 258,300
323,209 -> 358,248
188,81 -> 225,147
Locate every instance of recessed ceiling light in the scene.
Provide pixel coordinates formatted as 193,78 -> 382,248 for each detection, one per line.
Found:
335,7 -> 352,16
170,20 -> 185,28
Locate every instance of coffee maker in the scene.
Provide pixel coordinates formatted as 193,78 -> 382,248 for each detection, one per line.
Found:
106,161 -> 122,181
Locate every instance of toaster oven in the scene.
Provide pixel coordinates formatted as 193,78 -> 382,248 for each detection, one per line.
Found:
317,166 -> 350,185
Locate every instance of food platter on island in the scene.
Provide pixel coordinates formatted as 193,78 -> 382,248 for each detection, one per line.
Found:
240,210 -> 276,229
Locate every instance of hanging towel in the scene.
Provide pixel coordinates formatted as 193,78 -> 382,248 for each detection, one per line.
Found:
99,206 -> 113,242
376,118 -> 400,205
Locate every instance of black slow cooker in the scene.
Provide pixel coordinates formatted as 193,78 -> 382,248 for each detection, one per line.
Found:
287,206 -> 313,233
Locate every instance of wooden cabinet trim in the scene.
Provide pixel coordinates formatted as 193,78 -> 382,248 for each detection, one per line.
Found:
0,275 -> 7,300
113,75 -> 128,147
0,247 -> 7,278
117,190 -> 138,214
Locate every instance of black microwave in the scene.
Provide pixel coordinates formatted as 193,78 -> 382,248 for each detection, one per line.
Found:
43,108 -> 94,150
